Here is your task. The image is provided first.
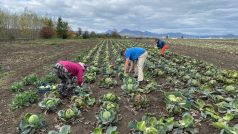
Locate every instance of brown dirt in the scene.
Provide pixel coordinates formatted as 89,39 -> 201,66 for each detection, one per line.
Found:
170,44 -> 238,71
137,39 -> 238,71
0,39 -> 98,133
0,39 -> 167,134
1,39 -> 235,134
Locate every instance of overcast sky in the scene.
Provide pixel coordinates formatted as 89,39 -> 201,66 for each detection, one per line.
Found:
0,0 -> 237,35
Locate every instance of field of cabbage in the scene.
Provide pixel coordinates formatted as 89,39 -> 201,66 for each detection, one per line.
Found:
2,39 -> 238,134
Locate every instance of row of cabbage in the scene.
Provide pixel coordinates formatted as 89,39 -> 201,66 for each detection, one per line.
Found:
10,41 -> 110,134
130,41 -> 238,134
10,39 -> 238,134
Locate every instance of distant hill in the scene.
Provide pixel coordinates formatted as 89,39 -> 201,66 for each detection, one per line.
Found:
105,30 -> 113,34
108,29 -> 238,39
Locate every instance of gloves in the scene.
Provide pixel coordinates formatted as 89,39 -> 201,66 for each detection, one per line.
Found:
80,82 -> 84,86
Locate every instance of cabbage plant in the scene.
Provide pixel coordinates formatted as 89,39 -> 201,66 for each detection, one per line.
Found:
102,101 -> 119,111
164,112 -> 198,133
37,83 -> 56,93
103,65 -> 117,76
71,96 -> 86,108
194,99 -> 205,110
22,73 -> 38,86
18,113 -> 46,134
58,106 -> 81,121
137,81 -> 159,93
84,72 -> 97,83
99,77 -> 117,88
74,84 -> 92,96
101,92 -> 118,103
164,92 -> 191,115
92,126 -> 118,134
224,85 -> 236,93
178,113 -> 194,128
71,95 -> 96,108
11,81 -> 24,92
128,115 -> 175,134
187,79 -> 201,87
227,70 -> 238,79
121,77 -> 139,94
48,125 -> 71,134
203,106 -> 221,120
36,72 -> 57,86
11,90 -> 38,109
88,66 -> 100,74
121,83 -> 138,94
38,97 -> 61,111
213,121 -> 238,134
96,109 -> 117,125
131,94 -> 148,109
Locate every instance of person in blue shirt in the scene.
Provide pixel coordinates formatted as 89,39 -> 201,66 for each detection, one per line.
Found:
155,39 -> 169,56
121,47 -> 148,84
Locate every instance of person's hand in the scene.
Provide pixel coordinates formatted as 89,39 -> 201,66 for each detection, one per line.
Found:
128,64 -> 133,73
124,68 -> 128,74
128,69 -> 131,73
124,69 -> 128,74
128,69 -> 134,73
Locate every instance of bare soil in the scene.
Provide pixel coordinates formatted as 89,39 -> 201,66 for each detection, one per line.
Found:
137,39 -> 238,71
0,39 -> 236,134
0,39 -> 97,133
170,44 -> 238,71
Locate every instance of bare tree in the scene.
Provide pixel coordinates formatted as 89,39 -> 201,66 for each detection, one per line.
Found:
0,8 -> 67,41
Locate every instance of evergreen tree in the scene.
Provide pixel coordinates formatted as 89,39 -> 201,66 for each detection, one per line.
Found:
56,17 -> 68,39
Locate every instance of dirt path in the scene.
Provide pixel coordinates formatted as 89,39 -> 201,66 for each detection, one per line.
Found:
0,39 -> 98,133
170,45 -> 238,71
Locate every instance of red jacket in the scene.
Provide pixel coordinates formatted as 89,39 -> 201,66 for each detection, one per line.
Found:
59,61 -> 84,86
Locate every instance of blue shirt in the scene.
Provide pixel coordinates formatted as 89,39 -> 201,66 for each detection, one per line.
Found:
157,40 -> 165,49
125,47 -> 145,61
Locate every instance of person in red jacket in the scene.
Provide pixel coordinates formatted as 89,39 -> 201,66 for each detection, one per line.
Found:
53,60 -> 87,97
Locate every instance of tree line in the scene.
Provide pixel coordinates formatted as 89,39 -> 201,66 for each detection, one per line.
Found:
0,8 -> 121,41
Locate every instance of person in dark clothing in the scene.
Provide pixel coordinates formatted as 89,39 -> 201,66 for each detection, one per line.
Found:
155,39 -> 169,56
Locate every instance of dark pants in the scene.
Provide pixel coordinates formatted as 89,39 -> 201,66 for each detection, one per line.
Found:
53,63 -> 74,97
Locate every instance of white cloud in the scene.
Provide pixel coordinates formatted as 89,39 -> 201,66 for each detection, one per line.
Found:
0,0 -> 237,35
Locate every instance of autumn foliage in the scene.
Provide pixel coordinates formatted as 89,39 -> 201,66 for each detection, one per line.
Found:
40,27 -> 55,39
